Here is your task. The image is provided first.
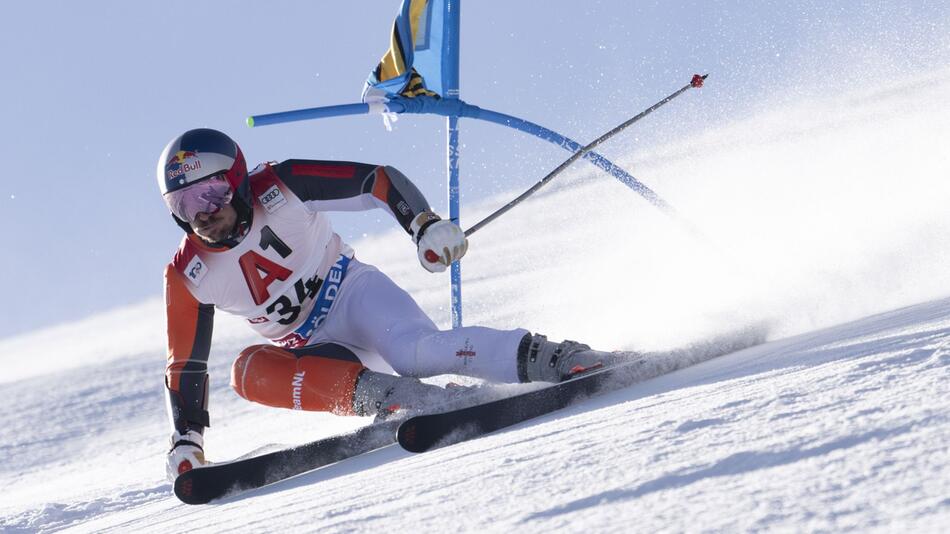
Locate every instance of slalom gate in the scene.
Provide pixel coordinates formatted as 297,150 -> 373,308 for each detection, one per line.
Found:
246,0 -> 705,328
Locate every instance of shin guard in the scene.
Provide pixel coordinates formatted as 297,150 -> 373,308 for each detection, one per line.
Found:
231,344 -> 365,415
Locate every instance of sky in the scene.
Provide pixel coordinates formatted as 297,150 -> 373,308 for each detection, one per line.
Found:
1,0 -> 948,339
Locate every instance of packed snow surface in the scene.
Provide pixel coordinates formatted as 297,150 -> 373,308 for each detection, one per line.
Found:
2,69 -> 949,532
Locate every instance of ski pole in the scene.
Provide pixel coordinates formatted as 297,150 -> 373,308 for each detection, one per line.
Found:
464,74 -> 707,237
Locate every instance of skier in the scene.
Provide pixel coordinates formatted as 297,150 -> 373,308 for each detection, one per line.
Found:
160,128 -> 613,479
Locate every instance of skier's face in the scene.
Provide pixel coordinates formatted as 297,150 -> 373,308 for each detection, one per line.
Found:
190,202 -> 237,243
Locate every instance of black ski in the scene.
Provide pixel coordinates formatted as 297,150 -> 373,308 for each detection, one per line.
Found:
174,419 -> 400,505
397,360 -> 643,453
398,330 -> 765,453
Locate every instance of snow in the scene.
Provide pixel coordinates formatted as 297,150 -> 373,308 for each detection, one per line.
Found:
2,67 -> 950,532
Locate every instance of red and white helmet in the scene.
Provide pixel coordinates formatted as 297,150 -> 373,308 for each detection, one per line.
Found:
156,128 -> 249,232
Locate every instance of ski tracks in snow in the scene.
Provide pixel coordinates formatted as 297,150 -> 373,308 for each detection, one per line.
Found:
516,301 -> 950,532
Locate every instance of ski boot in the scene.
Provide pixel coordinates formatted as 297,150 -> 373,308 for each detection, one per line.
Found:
517,333 -> 622,383
352,370 -> 478,421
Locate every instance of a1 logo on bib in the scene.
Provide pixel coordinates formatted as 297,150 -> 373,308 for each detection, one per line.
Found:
259,185 -> 286,213
185,255 -> 208,286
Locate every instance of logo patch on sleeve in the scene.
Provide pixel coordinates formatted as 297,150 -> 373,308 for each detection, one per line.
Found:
184,255 -> 208,285
259,185 -> 287,213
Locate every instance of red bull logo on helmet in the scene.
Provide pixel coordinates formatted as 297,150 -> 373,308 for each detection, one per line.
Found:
165,150 -> 202,181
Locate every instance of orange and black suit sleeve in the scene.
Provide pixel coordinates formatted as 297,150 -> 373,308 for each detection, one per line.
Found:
164,264 -> 214,434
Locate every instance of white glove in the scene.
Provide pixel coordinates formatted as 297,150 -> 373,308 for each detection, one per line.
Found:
413,216 -> 468,273
166,429 -> 206,481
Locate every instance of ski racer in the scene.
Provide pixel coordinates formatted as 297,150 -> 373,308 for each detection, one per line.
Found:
159,128 -> 614,479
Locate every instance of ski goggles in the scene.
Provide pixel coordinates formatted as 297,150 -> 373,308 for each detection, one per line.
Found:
164,174 -> 233,223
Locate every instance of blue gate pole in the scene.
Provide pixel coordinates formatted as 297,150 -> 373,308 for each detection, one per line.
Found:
446,0 -> 463,329
448,115 -> 462,329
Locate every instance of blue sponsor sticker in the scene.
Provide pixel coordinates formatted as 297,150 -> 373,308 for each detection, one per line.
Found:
290,254 -> 351,342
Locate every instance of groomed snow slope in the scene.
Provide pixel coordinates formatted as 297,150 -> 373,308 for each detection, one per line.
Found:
3,298 -> 950,532
2,68 -> 950,532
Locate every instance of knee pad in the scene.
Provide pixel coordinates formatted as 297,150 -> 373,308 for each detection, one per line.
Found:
231,344 -> 366,415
